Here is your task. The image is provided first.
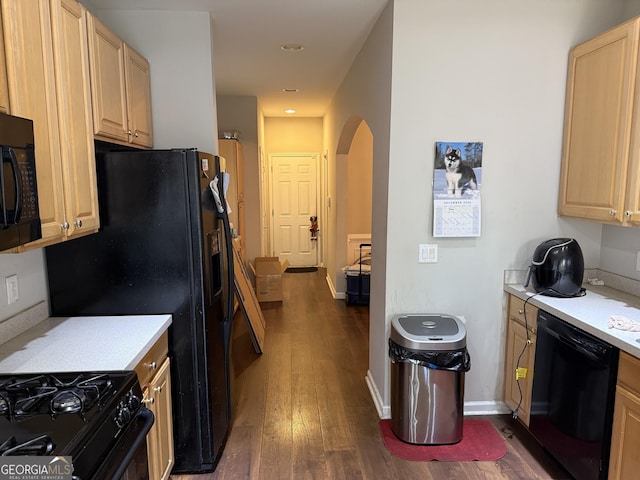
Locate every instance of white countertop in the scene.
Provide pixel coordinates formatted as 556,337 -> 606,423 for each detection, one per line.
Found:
0,314 -> 172,374
505,284 -> 640,358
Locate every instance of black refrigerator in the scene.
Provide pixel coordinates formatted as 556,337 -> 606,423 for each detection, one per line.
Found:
45,148 -> 235,473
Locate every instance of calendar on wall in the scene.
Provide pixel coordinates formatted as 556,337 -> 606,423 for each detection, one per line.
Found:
433,142 -> 483,238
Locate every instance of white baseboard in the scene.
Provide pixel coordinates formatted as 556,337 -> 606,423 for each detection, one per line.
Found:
364,373 -> 511,420
463,401 -> 511,416
365,370 -> 390,419
325,272 -> 345,300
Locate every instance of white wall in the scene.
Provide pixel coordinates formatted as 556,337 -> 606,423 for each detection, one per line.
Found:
601,226 -> 640,280
0,251 -> 48,324
378,0 -> 625,414
325,1 -> 393,413
347,122 -> 373,235
93,9 -> 219,154
264,117 -> 324,153
624,0 -> 640,18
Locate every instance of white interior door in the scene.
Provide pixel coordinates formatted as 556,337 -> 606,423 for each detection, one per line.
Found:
271,154 -> 318,266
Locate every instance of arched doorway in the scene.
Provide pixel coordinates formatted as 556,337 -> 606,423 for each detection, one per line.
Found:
333,117 -> 373,296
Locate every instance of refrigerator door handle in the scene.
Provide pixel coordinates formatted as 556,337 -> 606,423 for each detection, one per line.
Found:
215,156 -> 235,330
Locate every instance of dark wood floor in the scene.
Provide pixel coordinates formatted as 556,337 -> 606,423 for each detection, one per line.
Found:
172,268 -> 570,480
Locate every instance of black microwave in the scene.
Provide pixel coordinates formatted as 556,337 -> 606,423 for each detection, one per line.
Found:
0,111 -> 41,251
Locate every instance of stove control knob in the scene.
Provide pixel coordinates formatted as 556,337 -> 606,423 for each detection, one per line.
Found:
116,406 -> 132,428
127,393 -> 141,411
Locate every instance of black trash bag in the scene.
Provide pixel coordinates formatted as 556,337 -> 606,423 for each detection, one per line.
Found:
388,338 -> 471,372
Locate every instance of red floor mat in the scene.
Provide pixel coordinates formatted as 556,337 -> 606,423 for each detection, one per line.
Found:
379,419 -> 507,462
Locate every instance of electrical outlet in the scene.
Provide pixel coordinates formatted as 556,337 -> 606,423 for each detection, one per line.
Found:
6,275 -> 18,304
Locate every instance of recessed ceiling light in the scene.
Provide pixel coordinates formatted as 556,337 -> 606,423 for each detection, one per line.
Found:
280,44 -> 304,52
285,109 -> 296,114
282,88 -> 299,93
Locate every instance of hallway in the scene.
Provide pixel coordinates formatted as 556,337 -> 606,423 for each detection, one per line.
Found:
173,268 -> 569,479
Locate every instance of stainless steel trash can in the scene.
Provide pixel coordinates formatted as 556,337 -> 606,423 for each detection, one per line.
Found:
389,314 -> 469,445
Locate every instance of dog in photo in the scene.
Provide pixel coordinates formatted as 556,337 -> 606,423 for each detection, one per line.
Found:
443,146 -> 477,197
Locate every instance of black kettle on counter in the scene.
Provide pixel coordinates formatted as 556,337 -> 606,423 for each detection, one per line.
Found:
524,238 -> 585,297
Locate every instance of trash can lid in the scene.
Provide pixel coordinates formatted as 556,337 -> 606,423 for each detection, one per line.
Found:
390,314 -> 467,351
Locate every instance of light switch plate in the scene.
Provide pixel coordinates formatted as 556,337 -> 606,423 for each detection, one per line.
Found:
419,244 -> 438,263
6,275 -> 18,304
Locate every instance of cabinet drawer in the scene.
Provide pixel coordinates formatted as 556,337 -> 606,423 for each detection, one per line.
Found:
508,295 -> 538,332
135,331 -> 169,386
618,351 -> 640,394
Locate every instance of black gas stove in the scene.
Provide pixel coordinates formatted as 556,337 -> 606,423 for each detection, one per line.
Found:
0,371 -> 153,480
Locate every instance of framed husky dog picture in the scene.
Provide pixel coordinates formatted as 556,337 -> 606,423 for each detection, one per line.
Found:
433,142 -> 483,237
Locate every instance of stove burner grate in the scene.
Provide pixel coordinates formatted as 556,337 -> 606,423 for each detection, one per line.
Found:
0,434 -> 55,456
0,373 -> 113,418
0,370 -> 142,478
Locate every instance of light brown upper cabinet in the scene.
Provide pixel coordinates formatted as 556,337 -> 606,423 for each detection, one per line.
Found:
87,12 -> 153,148
2,0 -> 99,249
559,17 -> 640,226
0,7 -> 9,114
125,45 -> 153,148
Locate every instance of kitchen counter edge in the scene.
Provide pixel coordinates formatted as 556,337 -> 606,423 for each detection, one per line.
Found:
0,314 -> 172,374
504,284 -> 640,359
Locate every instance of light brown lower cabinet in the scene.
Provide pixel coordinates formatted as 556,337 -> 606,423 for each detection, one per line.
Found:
135,333 -> 174,480
609,352 -> 640,479
503,294 -> 538,427
503,297 -> 640,476
143,358 -> 174,480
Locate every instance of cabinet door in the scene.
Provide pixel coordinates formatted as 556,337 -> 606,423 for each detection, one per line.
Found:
609,385 -> 640,479
235,142 -> 245,258
2,0 -> 65,244
50,0 -> 99,238
0,7 -> 9,113
625,116 -> 640,225
503,318 -> 536,426
237,200 -> 246,260
220,139 -> 240,232
219,139 -> 245,258
124,44 -> 153,148
624,165 -> 640,225
558,19 -> 639,223
145,358 -> 174,480
87,12 -> 128,143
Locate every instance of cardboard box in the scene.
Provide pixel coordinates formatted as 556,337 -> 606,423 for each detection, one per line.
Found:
251,257 -> 289,302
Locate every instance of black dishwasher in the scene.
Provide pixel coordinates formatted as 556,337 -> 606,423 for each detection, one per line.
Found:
529,310 -> 618,480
